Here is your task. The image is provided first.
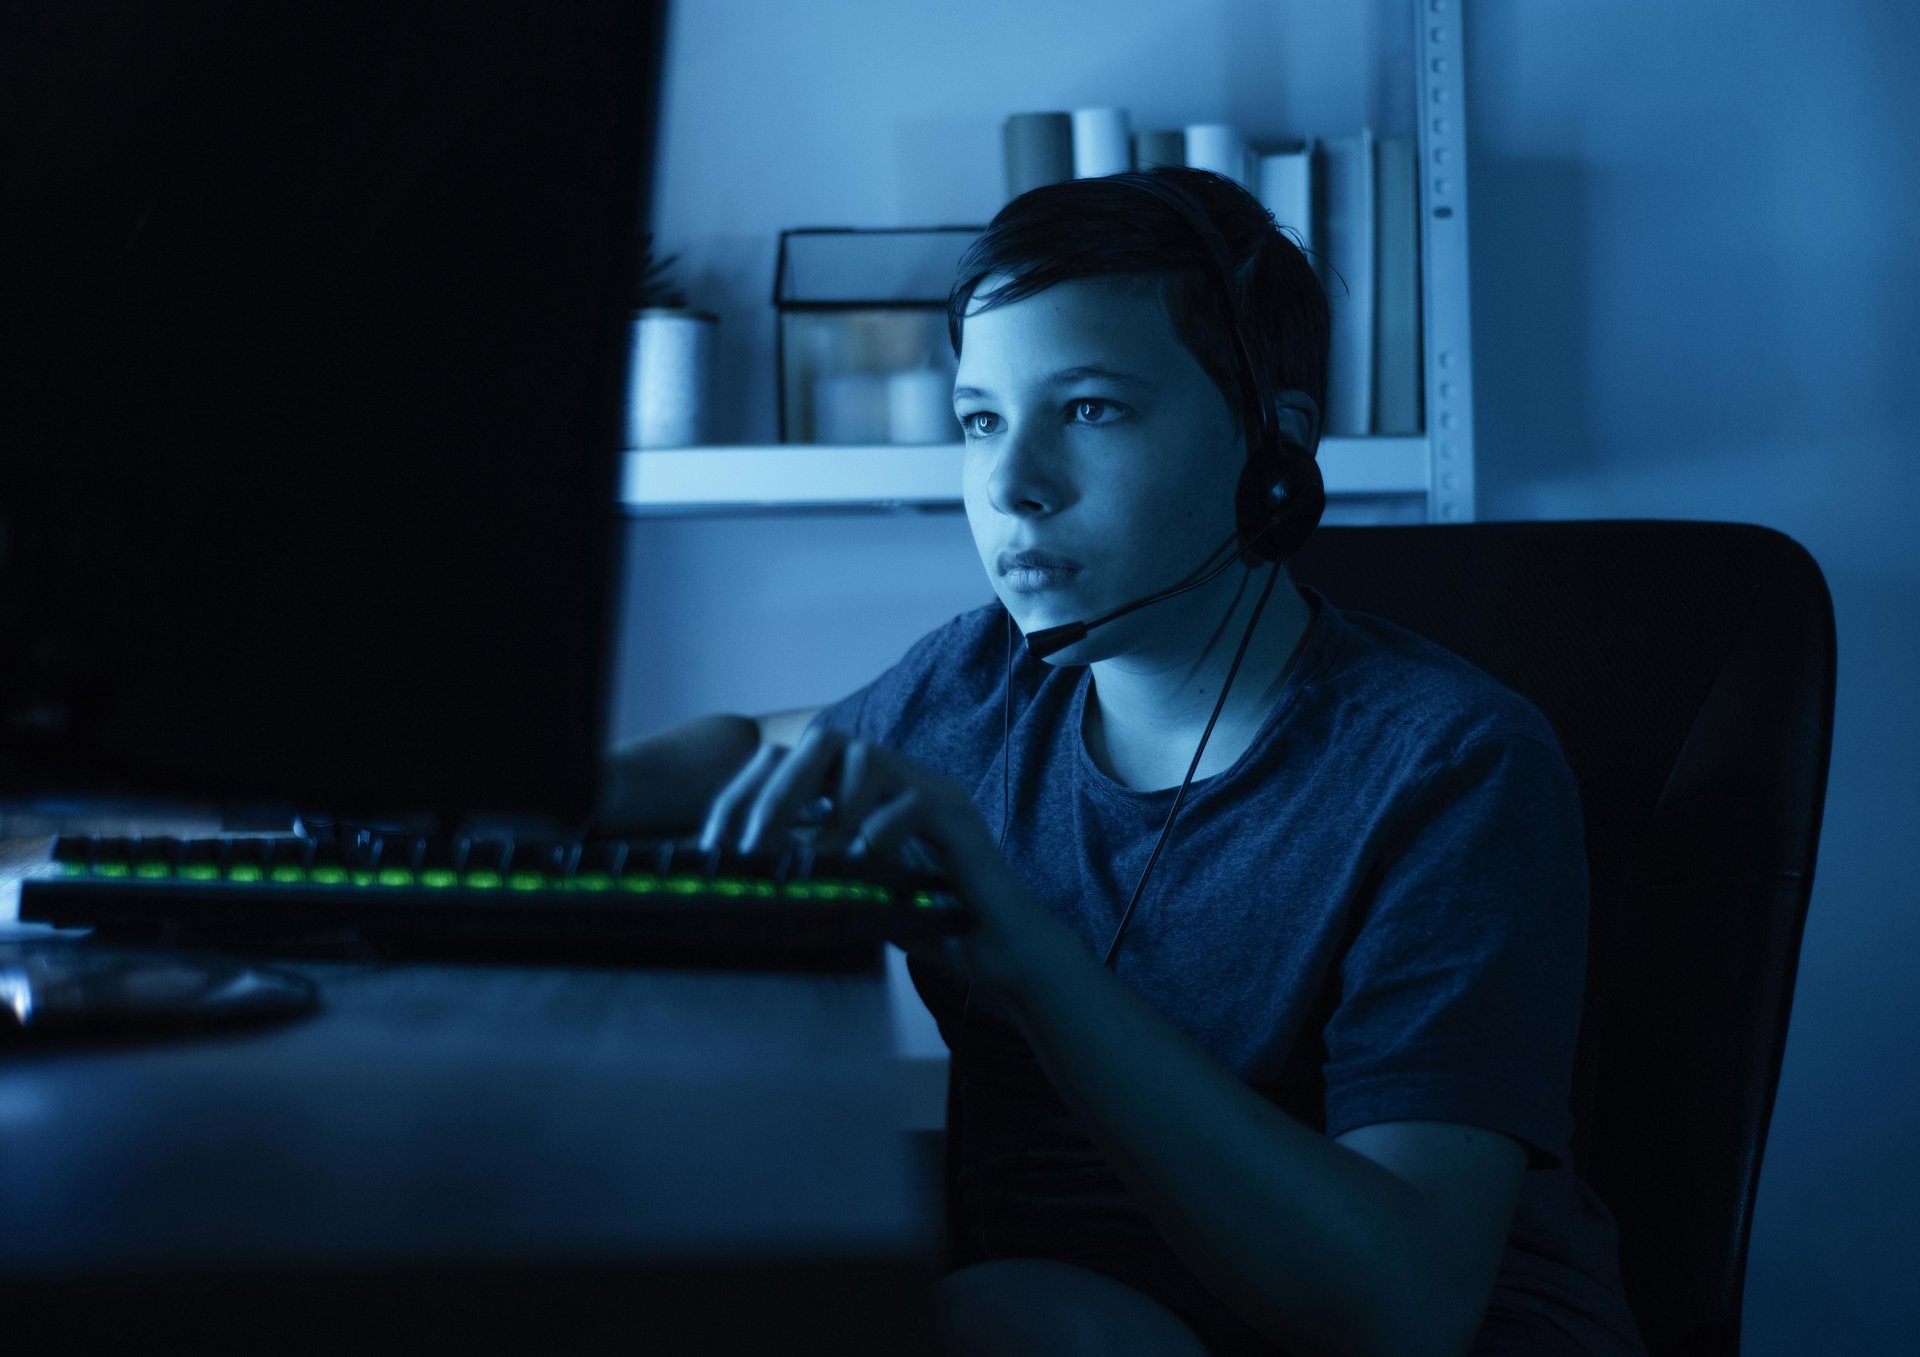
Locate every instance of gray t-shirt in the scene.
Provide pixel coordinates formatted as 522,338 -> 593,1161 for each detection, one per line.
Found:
810,582 -> 1647,1356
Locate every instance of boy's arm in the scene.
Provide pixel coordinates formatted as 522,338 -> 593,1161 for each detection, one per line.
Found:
594,709 -> 821,834
754,706 -> 823,749
1002,922 -> 1523,1357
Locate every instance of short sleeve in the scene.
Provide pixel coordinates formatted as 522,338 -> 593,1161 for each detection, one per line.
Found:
797,603 -> 1016,790
1321,734 -> 1589,1171
805,623 -> 946,748
808,684 -> 874,743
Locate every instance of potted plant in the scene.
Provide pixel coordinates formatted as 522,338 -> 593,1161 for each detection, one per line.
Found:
628,233 -> 717,448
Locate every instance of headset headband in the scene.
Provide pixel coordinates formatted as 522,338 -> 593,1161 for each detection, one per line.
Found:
1105,170 -> 1327,568
1107,173 -> 1276,466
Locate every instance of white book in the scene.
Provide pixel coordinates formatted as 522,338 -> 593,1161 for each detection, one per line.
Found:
1255,140 -> 1314,258
1316,129 -> 1375,437
1071,107 -> 1132,177
1372,137 -> 1421,435
1184,122 -> 1251,191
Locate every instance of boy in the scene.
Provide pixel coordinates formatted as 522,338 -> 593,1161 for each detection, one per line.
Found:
596,168 -> 1646,1357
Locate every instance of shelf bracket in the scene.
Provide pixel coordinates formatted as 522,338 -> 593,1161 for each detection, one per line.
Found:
1417,0 -> 1477,523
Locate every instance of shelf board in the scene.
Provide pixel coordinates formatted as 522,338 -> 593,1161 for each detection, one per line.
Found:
620,437 -> 1428,513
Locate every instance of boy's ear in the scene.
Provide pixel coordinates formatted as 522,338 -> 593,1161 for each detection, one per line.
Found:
1272,389 -> 1322,453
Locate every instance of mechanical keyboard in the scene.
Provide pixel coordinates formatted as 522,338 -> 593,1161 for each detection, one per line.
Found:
18,831 -> 974,972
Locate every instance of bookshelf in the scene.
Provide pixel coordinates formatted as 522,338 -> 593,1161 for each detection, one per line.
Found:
623,437 -> 1430,514
622,0 -> 1475,525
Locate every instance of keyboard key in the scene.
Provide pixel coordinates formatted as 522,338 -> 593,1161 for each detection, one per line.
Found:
308,840 -> 350,886
370,835 -> 425,873
625,836 -> 679,882
461,838 -> 510,888
88,837 -> 136,879
577,840 -> 627,878
266,837 -> 315,884
50,835 -> 95,877
137,836 -> 184,861
416,837 -> 466,889
515,840 -> 578,880
180,839 -> 225,881
225,838 -> 271,883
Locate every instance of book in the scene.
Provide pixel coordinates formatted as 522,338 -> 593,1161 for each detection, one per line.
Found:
1133,129 -> 1185,170
1072,107 -> 1131,177
1185,122 -> 1251,191
1315,128 -> 1375,436
1003,112 -> 1074,200
1372,136 -> 1422,435
1255,139 -> 1315,259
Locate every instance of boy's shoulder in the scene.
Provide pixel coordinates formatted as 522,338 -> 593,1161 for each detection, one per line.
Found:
809,600 -> 1017,761
875,599 -> 1011,695
1315,596 -> 1568,767
917,598 -> 1007,656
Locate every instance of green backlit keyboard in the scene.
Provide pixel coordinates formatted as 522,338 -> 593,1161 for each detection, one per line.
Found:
18,832 -> 973,972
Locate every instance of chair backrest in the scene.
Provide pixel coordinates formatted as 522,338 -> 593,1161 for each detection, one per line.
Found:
1285,519 -> 1836,1356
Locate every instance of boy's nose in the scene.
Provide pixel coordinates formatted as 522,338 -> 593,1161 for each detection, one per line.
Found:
983,427 -> 1072,518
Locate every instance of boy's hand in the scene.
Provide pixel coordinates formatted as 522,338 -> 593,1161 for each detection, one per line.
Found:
697,729 -> 1058,997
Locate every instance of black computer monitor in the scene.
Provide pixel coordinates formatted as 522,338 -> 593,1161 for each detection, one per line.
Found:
1,0 -> 667,827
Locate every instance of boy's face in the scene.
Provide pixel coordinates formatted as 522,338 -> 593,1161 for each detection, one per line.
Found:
954,274 -> 1246,666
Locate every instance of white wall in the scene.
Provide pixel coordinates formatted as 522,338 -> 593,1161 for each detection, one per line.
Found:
618,2 -> 1920,1351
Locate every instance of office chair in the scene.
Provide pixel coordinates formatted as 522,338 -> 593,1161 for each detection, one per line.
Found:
927,519 -> 1835,1357
1289,518 -> 1835,1356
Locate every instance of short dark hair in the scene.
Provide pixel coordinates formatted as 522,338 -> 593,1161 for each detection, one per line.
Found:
947,166 -> 1331,455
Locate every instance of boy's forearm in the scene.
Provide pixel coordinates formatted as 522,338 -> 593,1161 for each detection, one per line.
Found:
597,713 -> 761,832
1000,923 -> 1474,1357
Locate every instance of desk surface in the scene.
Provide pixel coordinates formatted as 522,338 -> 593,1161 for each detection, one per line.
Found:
0,834 -> 941,1352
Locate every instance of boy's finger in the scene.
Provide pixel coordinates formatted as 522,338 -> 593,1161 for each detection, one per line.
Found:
816,740 -> 885,855
739,729 -> 843,852
699,743 -> 784,853
854,788 -> 933,866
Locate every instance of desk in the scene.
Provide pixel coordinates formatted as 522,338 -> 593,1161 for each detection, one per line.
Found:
0,835 -> 942,1354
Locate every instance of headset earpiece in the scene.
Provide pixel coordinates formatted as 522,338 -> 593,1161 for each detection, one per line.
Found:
1236,453 -> 1325,565
1234,387 -> 1325,565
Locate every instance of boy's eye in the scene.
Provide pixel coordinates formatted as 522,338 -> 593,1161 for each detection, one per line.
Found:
958,401 -> 1121,437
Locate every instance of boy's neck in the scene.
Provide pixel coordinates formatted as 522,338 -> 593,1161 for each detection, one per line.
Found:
1083,576 -> 1314,791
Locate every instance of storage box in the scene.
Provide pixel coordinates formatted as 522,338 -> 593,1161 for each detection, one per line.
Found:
774,227 -> 984,445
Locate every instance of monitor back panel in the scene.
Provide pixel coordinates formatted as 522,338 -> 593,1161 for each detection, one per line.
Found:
1,0 -> 664,823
